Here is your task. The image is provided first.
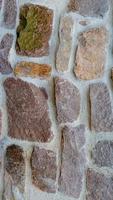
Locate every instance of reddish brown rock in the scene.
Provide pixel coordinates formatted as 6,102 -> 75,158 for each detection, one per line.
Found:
31,147 -> 57,193
68,0 -> 109,17
3,0 -> 17,29
90,82 -> 113,132
4,78 -> 53,142
55,78 -> 80,124
59,125 -> 86,198
86,169 -> 113,200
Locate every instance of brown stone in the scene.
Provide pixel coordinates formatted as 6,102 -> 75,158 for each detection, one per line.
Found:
74,27 -> 107,80
31,147 -> 57,193
14,62 -> 52,78
4,78 -> 53,142
3,0 -> 17,29
86,169 -> 113,200
59,125 -> 86,198
68,0 -> 109,17
55,77 -> 80,124
16,4 -> 53,57
56,16 -> 73,72
90,82 -> 113,132
92,141 -> 113,168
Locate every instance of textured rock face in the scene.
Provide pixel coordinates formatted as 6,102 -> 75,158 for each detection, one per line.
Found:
68,0 -> 109,17
55,78 -> 80,124
56,16 -> 73,72
74,27 -> 107,80
4,78 -> 53,142
14,62 -> 51,78
0,34 -> 13,74
16,4 -> 53,57
3,0 -> 17,29
59,125 -> 86,198
86,169 -> 113,200
92,141 -> 113,168
90,82 -> 113,132
31,147 -> 57,193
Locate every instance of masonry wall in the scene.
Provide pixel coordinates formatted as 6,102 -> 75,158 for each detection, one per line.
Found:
0,0 -> 113,200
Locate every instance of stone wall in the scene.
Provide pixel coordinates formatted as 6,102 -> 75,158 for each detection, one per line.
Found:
0,0 -> 113,200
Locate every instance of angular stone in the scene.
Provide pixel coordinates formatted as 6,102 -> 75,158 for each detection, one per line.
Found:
56,16 -> 73,72
92,141 -> 113,168
4,78 -> 53,142
59,125 -> 86,198
55,78 -> 80,124
0,34 -> 13,74
3,0 -> 17,29
14,62 -> 52,78
90,82 -> 113,132
31,147 -> 57,193
74,27 -> 107,80
16,4 -> 53,57
68,0 -> 109,17
86,169 -> 113,200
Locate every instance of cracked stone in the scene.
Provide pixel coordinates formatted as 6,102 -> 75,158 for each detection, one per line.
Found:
74,27 -> 108,80
31,147 -> 57,193
90,82 -> 113,132
4,78 -> 53,142
55,77 -> 80,124
59,125 -> 86,198
56,15 -> 73,72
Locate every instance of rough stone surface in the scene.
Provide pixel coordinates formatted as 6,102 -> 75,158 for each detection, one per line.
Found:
31,147 -> 57,193
86,169 -> 113,200
59,125 -> 86,198
16,4 -> 53,57
92,141 -> 113,168
4,78 -> 53,142
56,16 -> 73,72
74,27 -> 107,80
90,82 -> 113,132
68,0 -> 109,17
3,0 -> 17,29
55,78 -> 80,124
0,34 -> 13,74
14,62 -> 52,78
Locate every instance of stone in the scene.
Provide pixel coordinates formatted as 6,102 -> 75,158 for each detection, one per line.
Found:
55,77 -> 80,124
3,0 -> 17,29
16,4 -> 53,57
90,82 -> 113,132
111,68 -> 113,80
0,34 -> 13,74
92,141 -> 113,168
56,16 -> 73,72
74,27 -> 107,80
59,125 -> 86,198
4,78 -> 53,142
68,0 -> 109,17
31,147 -> 57,193
14,62 -> 52,78
86,168 -> 113,200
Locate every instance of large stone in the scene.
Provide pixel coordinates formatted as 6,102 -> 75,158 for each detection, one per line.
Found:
90,82 -> 113,132
4,78 -> 53,142
0,34 -> 13,74
55,78 -> 80,124
74,27 -> 107,80
31,147 -> 57,193
59,125 -> 86,198
3,0 -> 17,29
16,4 -> 53,57
56,16 -> 73,72
14,62 -> 51,78
68,0 -> 109,17
86,169 -> 113,200
92,141 -> 113,168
